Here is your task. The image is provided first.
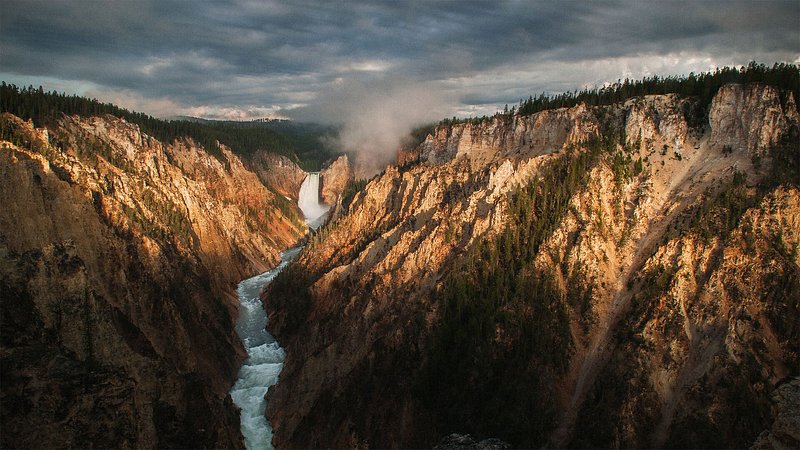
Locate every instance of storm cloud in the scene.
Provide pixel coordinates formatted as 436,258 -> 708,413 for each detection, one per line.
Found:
2,0 -> 798,122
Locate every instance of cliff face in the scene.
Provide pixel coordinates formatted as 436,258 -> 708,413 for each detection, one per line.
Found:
418,101 -> 600,168
709,83 -> 798,153
319,154 -> 354,205
264,83 -> 799,448
0,113 -> 306,448
249,150 -> 307,202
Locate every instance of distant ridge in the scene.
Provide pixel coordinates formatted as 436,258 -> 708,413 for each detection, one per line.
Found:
0,83 -> 338,171
167,115 -> 291,124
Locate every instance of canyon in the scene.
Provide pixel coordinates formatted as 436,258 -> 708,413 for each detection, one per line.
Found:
1,76 -> 797,450
263,82 -> 799,448
0,111 -> 314,448
4,1 -> 799,447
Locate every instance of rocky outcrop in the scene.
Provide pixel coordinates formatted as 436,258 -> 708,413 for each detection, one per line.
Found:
624,93 -> 693,155
319,154 -> 353,205
752,377 -> 800,450
264,83 -> 799,449
0,112 -> 306,448
710,83 -> 798,154
418,103 -> 599,168
434,433 -> 510,450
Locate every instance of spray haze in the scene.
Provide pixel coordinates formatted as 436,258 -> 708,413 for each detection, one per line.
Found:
292,79 -> 454,177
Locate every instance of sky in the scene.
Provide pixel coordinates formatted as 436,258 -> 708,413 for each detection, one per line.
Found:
2,0 -> 798,123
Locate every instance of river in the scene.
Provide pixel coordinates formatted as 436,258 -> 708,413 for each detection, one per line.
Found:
229,172 -> 329,450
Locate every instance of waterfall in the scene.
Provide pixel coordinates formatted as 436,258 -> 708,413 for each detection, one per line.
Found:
297,172 -> 330,229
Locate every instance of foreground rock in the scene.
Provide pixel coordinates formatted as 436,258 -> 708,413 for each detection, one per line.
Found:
752,377 -> 800,450
433,433 -> 510,450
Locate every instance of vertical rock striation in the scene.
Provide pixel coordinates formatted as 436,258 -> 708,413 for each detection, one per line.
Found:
264,83 -> 799,449
0,112 -> 306,449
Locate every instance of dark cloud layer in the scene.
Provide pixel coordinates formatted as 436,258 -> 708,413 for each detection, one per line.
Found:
1,0 -> 798,120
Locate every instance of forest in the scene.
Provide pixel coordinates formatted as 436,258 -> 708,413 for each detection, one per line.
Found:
418,138 -> 607,447
440,62 -> 799,126
0,83 -> 336,170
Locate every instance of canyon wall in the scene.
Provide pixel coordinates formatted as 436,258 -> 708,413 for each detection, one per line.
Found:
0,113 -> 306,448
249,150 -> 307,202
264,83 -> 799,448
320,154 -> 354,205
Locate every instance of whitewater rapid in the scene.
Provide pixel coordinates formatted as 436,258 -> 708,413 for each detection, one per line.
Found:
230,172 -> 329,449
229,247 -> 299,449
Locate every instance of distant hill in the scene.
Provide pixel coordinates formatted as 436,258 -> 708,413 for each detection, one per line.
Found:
0,84 -> 340,171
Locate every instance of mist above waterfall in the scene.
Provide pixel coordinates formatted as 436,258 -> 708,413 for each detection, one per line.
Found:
290,79 -> 454,177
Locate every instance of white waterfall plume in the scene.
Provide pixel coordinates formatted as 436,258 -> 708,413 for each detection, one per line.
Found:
297,172 -> 330,229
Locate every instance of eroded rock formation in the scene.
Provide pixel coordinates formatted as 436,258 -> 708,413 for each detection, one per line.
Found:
264,83 -> 799,448
319,154 -> 354,205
